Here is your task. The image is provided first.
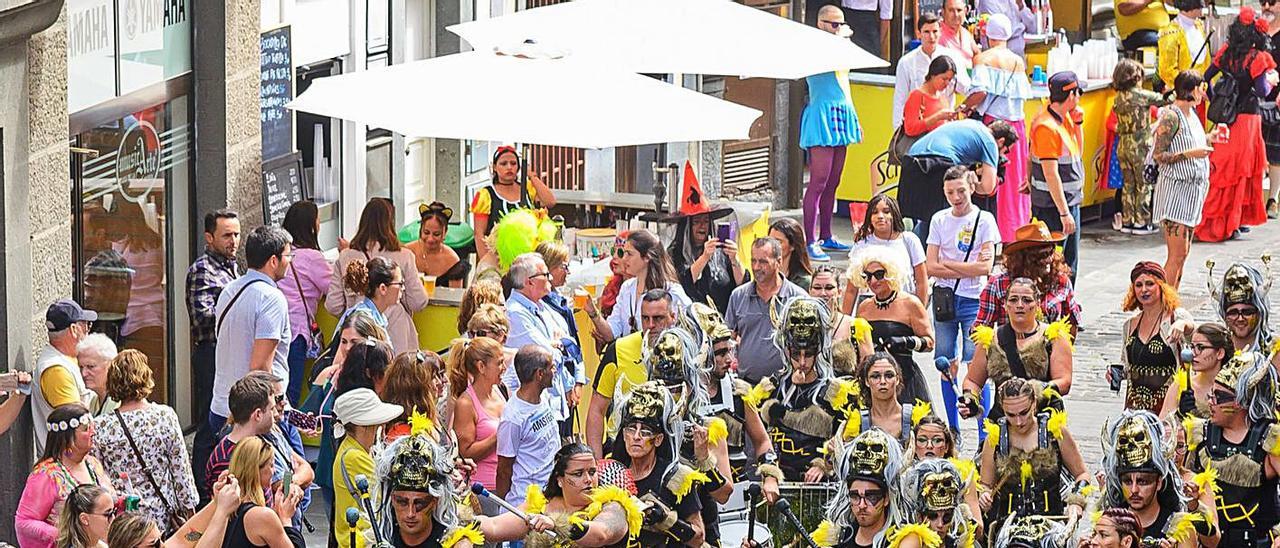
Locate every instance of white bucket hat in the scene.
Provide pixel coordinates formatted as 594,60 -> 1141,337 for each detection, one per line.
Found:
333,388 -> 403,437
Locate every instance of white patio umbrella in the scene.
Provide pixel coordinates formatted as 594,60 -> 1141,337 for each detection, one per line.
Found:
448,0 -> 888,80
286,47 -> 763,149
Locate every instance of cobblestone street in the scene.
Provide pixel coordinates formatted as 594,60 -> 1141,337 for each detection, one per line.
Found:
809,210 -> 1280,466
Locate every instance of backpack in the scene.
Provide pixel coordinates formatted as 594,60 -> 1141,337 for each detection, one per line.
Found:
1207,54 -> 1248,126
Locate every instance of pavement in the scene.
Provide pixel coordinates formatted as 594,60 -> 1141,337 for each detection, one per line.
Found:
294,209 -> 1280,544
796,208 -> 1280,467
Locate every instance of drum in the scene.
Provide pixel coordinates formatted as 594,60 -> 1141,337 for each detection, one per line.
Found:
574,228 -> 617,261
719,518 -> 774,548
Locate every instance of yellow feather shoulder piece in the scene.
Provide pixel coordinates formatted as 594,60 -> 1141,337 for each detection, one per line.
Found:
666,465 -> 710,501
853,318 -> 873,346
970,325 -> 995,350
1264,423 -> 1280,457
1271,337 -> 1280,357
828,378 -> 860,412
1192,461 -> 1220,494
743,377 -> 775,410
949,457 -> 978,484
409,410 -> 435,437
912,400 -> 932,427
813,520 -> 843,548
1046,408 -> 1067,440
1183,416 -> 1202,452
843,409 -> 863,441
888,523 -> 943,548
1165,513 -> 1197,543
441,522 -> 485,548
1019,460 -> 1033,490
706,417 -> 729,446
1044,318 -> 1074,350
984,419 -> 1000,444
1174,367 -> 1190,393
582,485 -> 643,537
525,484 -> 547,515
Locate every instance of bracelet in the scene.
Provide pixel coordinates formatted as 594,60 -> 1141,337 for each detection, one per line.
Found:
1058,212 -> 1070,217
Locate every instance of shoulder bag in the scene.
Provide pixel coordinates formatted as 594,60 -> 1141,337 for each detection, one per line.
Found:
114,409 -> 192,536
931,209 -> 980,322
289,263 -> 325,359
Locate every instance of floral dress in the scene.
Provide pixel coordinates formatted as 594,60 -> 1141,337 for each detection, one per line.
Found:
16,457 -> 113,548
93,404 -> 199,527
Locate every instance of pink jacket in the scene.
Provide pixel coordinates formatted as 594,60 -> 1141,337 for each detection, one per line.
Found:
325,243 -> 429,353
280,248 -> 332,346
16,458 -> 112,548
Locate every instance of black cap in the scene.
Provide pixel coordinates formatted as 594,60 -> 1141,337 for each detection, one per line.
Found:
1048,71 -> 1080,102
46,299 -> 97,332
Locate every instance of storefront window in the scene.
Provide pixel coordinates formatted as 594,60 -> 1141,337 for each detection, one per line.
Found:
117,0 -> 192,94
73,95 -> 191,404
68,0 -> 118,112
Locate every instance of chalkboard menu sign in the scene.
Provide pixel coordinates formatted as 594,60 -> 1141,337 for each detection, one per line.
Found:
262,152 -> 306,227
261,26 -> 293,161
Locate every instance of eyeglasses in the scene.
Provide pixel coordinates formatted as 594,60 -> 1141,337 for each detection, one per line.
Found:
622,423 -> 658,440
274,393 -> 286,406
1225,308 -> 1259,319
91,507 -> 118,520
849,489 -> 886,506
868,370 -> 897,382
529,272 -> 551,279
820,19 -> 845,26
1191,343 -> 1216,354
861,269 -> 888,281
387,281 -> 406,287
915,435 -> 948,447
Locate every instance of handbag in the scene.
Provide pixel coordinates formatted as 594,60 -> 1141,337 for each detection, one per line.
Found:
932,209 -> 981,322
887,126 -> 919,166
114,409 -> 191,536
1260,101 -> 1280,128
289,262 -> 324,359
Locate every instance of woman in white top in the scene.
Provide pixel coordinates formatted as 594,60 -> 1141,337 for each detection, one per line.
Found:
971,14 -> 1033,242
843,194 -> 929,313
325,199 -> 429,353
586,229 -> 690,342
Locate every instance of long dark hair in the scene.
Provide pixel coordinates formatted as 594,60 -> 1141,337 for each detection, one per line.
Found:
41,403 -> 92,463
281,200 -> 320,250
925,55 -> 957,82
769,217 -> 813,277
544,443 -> 595,498
854,194 -> 906,242
335,339 -> 394,396
627,230 -> 679,291
350,198 -> 401,252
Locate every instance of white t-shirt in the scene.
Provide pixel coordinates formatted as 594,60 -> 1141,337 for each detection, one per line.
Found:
850,232 -> 927,295
496,394 -> 560,507
927,207 -> 1000,299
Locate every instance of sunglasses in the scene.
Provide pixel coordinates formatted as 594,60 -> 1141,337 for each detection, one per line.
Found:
1225,308 -> 1259,319
274,393 -> 286,406
861,269 -> 888,281
1210,388 -> 1237,404
849,489 -> 886,506
924,510 -> 955,523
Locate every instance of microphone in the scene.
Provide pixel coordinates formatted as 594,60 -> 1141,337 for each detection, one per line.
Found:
346,508 -> 360,527
776,499 -> 820,548
353,475 -> 386,545
346,507 -> 360,548
746,483 -> 761,547
471,483 -> 557,538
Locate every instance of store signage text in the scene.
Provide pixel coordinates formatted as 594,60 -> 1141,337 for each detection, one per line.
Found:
70,1 -> 112,58
115,120 -> 162,203
124,0 -> 188,40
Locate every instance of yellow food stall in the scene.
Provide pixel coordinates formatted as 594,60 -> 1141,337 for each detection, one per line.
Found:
835,72 -> 1118,209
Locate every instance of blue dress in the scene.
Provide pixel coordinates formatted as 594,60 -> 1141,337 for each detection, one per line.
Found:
799,70 -> 862,149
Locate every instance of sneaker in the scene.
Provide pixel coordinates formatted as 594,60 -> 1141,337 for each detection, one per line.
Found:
819,237 -> 852,252
807,243 -> 831,262
1268,199 -> 1279,220
1240,226 -> 1252,233
1131,224 -> 1159,235
1121,224 -> 1135,234
1112,212 -> 1124,231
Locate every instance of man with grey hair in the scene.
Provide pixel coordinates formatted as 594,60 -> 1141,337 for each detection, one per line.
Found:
504,253 -> 585,437
495,344 -> 559,507
208,225 -> 293,472
31,299 -> 97,453
76,333 -> 119,416
725,237 -> 806,383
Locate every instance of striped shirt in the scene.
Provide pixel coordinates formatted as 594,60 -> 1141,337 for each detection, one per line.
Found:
1153,106 -> 1210,226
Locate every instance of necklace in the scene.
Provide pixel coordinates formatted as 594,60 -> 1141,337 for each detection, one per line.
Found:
873,291 -> 897,310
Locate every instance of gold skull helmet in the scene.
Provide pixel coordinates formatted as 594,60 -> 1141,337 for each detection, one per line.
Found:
1114,416 -> 1155,472
921,471 -> 962,511
690,302 -> 726,339
849,429 -> 892,479
1223,264 -> 1257,306
784,299 -> 824,352
650,330 -> 687,388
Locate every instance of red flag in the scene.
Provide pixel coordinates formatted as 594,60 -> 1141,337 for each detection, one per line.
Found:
679,160 -> 709,215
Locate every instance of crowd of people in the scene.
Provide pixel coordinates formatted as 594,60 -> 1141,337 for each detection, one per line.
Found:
4,2 -> 1280,548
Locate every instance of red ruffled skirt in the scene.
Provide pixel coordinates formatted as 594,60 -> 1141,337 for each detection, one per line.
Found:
1201,113 -> 1268,242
